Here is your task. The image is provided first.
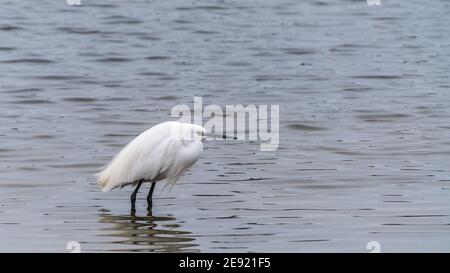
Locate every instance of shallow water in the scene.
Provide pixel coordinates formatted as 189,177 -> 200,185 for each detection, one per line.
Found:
1,0 -> 450,252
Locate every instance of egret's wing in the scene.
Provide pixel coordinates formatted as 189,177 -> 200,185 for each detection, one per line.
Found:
136,134 -> 184,183
97,122 -> 177,191
97,121 -> 202,192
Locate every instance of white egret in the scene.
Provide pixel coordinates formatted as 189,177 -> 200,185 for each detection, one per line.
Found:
96,121 -> 207,212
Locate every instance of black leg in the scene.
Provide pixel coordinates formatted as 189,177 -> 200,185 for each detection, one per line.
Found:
146,206 -> 153,217
147,182 -> 156,210
130,180 -> 143,214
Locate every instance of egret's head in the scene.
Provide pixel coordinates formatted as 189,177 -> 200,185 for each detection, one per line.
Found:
179,123 -> 206,141
192,124 -> 206,141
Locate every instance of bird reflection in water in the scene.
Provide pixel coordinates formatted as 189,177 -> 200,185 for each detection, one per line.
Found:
98,207 -> 198,252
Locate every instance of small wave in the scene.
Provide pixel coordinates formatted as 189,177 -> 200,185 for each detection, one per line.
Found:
2,58 -> 54,64
286,124 -> 327,131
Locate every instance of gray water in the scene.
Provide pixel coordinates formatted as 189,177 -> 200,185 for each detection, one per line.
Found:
1,0 -> 450,252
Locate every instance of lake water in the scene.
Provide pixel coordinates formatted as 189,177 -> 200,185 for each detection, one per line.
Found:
1,0 -> 450,252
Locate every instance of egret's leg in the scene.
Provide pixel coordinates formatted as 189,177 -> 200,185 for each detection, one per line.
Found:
146,206 -> 153,217
130,180 -> 143,213
147,182 -> 156,209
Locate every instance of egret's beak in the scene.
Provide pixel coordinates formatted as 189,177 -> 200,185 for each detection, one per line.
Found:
204,132 -> 238,140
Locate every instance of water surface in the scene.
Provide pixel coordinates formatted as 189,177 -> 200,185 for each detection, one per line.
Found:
1,0 -> 450,252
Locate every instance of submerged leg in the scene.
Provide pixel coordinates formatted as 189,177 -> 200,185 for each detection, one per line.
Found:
130,180 -> 143,213
146,206 -> 153,217
147,182 -> 156,209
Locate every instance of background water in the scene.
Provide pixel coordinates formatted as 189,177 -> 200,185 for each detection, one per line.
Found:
1,0 -> 450,252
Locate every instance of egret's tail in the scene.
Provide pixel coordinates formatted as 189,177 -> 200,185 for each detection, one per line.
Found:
96,169 -> 114,192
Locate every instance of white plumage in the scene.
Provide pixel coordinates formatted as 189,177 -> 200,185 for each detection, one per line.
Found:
97,121 -> 205,193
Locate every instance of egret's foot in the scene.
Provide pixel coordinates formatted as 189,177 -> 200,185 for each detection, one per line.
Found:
130,206 -> 136,216
146,206 -> 153,217
130,199 -> 137,215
